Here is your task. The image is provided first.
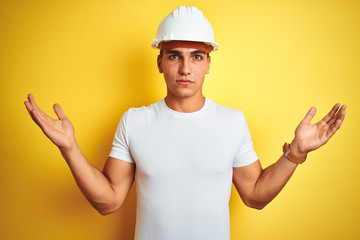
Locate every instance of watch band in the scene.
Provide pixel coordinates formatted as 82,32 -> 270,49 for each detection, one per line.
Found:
282,143 -> 306,164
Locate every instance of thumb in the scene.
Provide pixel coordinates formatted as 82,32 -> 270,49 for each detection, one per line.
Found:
53,104 -> 67,120
301,107 -> 316,124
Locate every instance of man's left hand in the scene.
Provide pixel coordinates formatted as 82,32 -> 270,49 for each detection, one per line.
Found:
289,103 -> 347,158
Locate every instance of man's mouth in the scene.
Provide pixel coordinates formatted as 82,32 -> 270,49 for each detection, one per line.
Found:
176,80 -> 193,85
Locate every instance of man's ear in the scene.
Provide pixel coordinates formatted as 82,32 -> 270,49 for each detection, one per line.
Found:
206,55 -> 211,74
157,55 -> 163,73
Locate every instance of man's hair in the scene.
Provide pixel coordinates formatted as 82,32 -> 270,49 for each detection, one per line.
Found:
159,50 -> 210,58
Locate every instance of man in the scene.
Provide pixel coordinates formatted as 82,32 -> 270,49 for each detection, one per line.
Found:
25,6 -> 346,240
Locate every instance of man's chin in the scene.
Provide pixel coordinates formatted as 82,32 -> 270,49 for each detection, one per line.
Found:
168,90 -> 197,99
175,91 -> 197,98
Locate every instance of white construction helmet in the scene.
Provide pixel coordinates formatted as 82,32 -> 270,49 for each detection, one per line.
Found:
151,6 -> 219,51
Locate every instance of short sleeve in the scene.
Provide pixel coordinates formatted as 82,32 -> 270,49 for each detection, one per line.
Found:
233,112 -> 258,167
109,110 -> 134,163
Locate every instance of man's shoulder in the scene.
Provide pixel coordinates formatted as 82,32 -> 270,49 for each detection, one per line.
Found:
209,98 -> 245,118
123,99 -> 164,119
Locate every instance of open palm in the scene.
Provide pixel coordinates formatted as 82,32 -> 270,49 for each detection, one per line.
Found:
25,94 -> 75,151
293,103 -> 347,157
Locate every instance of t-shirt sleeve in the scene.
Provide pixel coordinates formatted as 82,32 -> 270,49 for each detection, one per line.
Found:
109,110 -> 134,163
233,112 -> 258,167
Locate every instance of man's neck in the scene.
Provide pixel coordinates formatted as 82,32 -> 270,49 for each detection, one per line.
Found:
164,95 -> 206,113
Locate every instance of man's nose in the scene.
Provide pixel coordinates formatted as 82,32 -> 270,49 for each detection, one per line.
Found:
179,57 -> 191,75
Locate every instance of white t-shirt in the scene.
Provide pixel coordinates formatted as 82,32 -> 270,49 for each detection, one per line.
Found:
109,98 -> 258,240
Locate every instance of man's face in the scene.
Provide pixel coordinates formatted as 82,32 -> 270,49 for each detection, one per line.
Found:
157,47 -> 211,99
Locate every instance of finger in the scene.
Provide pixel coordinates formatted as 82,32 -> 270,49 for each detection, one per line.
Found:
25,101 -> 40,125
322,103 -> 340,123
326,111 -> 346,139
53,103 -> 67,120
24,94 -> 34,112
27,94 -> 41,111
24,100 -> 33,112
26,94 -> 48,118
328,105 -> 347,126
30,109 -> 47,128
25,94 -> 54,126
25,102 -> 48,129
301,107 -> 316,124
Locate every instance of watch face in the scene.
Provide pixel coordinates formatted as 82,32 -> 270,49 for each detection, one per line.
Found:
285,149 -> 291,157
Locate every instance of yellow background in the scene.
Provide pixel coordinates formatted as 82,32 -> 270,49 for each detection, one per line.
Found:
1,0 -> 359,239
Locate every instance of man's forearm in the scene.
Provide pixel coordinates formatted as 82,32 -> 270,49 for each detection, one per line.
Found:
249,138 -> 307,209
234,104 -> 346,210
24,94 -> 130,215
251,154 -> 298,209
59,141 -> 118,214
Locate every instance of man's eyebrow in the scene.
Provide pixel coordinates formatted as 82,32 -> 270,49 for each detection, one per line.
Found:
165,50 -> 206,55
165,50 -> 181,55
191,50 -> 206,55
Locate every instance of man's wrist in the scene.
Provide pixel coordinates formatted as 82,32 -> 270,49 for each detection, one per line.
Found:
59,137 -> 78,155
283,142 -> 307,164
289,140 -> 308,159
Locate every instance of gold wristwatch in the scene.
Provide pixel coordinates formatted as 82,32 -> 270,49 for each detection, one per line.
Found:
283,143 -> 306,164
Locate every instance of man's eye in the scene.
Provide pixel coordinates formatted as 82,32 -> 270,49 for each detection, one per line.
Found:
193,55 -> 203,60
169,55 -> 180,59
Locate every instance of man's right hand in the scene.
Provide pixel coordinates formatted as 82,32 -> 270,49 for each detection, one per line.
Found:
24,94 -> 135,215
24,94 -> 75,152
